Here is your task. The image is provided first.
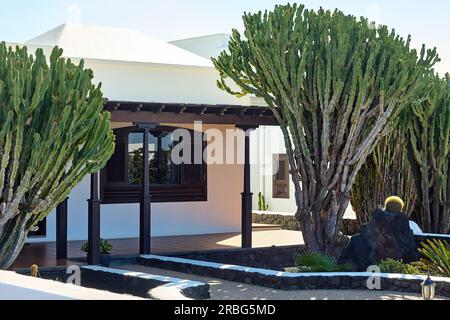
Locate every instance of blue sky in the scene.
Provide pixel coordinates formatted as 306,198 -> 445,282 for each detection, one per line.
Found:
0,0 -> 449,73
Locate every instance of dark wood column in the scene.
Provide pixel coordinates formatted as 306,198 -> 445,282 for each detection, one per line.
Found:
56,198 -> 68,260
137,123 -> 156,255
87,172 -> 101,265
237,125 -> 258,248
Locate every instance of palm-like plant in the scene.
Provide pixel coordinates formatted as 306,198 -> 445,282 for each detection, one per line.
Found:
414,240 -> 450,277
295,251 -> 353,273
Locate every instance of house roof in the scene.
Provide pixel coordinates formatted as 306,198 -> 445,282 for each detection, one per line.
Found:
25,24 -> 213,67
170,33 -> 231,59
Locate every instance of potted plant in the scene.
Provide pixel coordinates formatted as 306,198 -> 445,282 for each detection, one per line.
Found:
81,239 -> 113,267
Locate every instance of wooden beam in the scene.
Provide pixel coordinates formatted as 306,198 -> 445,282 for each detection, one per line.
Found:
199,106 -> 208,115
56,198 -> 68,260
157,105 -> 166,113
237,125 -> 259,248
137,124 -> 156,255
178,106 -> 187,115
218,107 -> 229,116
110,110 -> 278,126
240,107 -> 249,116
87,173 -> 101,265
105,101 -> 279,126
132,104 -> 143,113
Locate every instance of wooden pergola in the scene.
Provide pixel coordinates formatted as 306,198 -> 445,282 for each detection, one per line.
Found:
55,100 -> 279,265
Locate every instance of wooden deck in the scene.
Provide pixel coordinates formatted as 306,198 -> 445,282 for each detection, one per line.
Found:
12,229 -> 303,270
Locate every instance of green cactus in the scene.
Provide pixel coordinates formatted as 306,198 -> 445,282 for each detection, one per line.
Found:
405,75 -> 450,234
0,43 -> 115,269
258,192 -> 269,211
350,127 -> 416,225
213,4 -> 438,254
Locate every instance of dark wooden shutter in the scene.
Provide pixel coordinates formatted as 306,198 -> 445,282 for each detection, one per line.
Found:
106,133 -> 127,183
273,154 -> 290,198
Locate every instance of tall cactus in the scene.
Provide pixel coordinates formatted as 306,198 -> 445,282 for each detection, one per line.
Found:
0,43 -> 115,269
350,127 -> 416,225
406,75 -> 450,234
213,4 -> 438,254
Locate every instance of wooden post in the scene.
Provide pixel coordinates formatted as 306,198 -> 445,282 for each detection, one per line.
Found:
237,125 -> 258,248
87,172 -> 101,265
137,124 -> 156,255
56,198 -> 68,260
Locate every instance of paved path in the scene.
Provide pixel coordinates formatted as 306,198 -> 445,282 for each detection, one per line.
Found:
119,265 -> 447,301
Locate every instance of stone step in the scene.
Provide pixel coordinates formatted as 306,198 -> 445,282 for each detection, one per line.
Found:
252,223 -> 282,231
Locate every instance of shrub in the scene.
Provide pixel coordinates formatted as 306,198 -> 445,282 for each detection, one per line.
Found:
378,259 -> 422,275
295,252 -> 354,273
81,239 -> 113,255
413,239 -> 450,277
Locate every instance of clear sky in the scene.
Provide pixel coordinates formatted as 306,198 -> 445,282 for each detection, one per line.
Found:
0,0 -> 449,74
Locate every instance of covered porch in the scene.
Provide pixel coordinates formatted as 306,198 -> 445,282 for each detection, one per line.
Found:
13,228 -> 303,269
15,100 -> 284,269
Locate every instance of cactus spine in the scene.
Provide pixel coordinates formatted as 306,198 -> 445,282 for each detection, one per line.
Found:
213,4 -> 438,254
406,75 -> 450,234
0,43 -> 115,269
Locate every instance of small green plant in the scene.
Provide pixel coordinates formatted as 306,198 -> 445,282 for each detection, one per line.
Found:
378,259 -> 422,275
258,192 -> 269,211
81,239 -> 113,255
413,240 -> 450,277
295,252 -> 354,273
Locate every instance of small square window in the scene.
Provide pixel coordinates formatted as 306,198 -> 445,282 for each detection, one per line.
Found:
273,154 -> 290,199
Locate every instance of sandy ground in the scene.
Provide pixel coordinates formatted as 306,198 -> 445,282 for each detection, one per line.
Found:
119,265 -> 447,301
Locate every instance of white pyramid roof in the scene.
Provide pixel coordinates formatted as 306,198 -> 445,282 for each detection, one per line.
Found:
170,33 -> 231,59
25,24 -> 213,67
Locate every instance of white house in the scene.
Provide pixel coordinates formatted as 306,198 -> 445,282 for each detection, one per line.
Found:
6,24 -> 281,257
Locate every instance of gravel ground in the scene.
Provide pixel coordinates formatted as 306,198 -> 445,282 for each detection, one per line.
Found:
118,265 -> 448,301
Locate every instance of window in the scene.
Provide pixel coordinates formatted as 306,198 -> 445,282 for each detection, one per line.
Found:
101,126 -> 207,204
273,154 -> 290,199
127,131 -> 179,185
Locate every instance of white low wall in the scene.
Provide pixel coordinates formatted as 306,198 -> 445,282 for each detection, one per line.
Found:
0,271 -> 141,300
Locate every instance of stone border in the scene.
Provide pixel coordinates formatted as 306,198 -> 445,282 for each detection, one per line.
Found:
173,245 -> 306,271
81,266 -> 210,300
253,211 -> 359,236
140,255 -> 450,297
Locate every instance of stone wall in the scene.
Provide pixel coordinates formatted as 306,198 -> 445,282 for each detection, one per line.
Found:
140,255 -> 450,297
81,266 -> 209,300
253,212 -> 361,236
173,245 -> 306,271
253,213 -> 299,231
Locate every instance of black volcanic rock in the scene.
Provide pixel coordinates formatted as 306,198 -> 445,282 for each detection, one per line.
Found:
340,209 -> 418,271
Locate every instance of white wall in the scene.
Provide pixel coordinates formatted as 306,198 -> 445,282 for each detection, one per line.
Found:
251,126 -> 356,219
251,126 -> 297,214
84,59 -> 250,106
